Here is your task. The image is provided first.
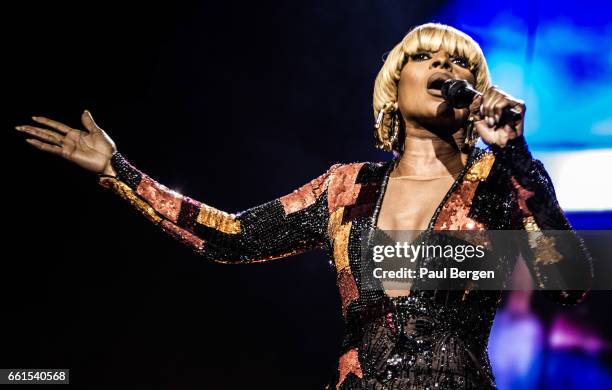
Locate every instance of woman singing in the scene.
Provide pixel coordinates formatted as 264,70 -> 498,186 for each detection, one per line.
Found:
15,23 -> 592,389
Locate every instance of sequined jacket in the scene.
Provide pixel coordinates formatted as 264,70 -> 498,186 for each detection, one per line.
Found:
98,136 -> 593,390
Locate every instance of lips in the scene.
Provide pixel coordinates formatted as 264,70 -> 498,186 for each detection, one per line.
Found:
426,72 -> 453,98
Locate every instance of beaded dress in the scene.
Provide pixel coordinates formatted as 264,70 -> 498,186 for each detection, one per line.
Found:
98,135 -> 593,390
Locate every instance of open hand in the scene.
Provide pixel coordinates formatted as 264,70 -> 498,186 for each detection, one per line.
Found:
15,110 -> 117,176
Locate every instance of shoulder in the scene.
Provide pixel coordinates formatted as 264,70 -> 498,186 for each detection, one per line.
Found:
329,160 -> 389,178
326,160 -> 392,190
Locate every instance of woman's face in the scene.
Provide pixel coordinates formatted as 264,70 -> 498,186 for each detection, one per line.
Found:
397,47 -> 477,132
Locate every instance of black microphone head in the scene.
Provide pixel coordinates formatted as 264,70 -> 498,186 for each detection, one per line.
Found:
441,79 -> 476,109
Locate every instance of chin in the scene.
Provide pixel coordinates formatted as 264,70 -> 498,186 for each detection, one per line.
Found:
430,101 -> 456,118
420,111 -> 464,132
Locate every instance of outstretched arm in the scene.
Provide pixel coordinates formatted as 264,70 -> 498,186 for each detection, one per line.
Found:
16,111 -> 339,264
98,152 -> 339,263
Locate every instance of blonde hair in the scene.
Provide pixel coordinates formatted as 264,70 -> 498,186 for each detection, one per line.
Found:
373,22 -> 492,154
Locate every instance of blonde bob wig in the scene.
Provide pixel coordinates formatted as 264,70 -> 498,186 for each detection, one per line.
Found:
373,23 -> 492,155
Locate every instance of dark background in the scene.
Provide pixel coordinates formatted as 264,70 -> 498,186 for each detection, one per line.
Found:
2,1 -> 610,389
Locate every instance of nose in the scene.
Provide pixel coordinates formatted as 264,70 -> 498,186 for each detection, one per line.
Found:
430,54 -> 452,71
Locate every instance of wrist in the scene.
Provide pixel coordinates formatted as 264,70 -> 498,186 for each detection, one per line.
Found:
101,157 -> 117,177
490,135 -> 533,176
105,152 -> 142,190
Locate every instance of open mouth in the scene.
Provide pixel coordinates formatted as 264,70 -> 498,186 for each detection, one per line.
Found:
428,78 -> 446,90
426,72 -> 452,98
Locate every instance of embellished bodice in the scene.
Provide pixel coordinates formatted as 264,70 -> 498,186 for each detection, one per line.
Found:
322,147 -> 511,389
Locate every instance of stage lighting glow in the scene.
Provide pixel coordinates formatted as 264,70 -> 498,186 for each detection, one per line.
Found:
535,149 -> 612,211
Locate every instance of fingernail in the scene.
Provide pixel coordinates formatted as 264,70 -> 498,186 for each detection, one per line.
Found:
487,117 -> 495,127
31,116 -> 38,120
494,114 -> 500,123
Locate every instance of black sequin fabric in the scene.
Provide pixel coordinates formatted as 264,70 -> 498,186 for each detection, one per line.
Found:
98,136 -> 593,390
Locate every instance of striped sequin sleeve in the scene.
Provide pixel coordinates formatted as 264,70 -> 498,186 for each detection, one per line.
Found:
491,136 -> 594,305
97,152 -> 341,264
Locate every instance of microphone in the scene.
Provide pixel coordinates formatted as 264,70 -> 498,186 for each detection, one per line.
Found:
441,79 -> 522,125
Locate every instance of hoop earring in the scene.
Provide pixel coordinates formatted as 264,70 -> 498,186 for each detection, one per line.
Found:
374,109 -> 386,150
388,111 -> 400,147
374,102 -> 400,152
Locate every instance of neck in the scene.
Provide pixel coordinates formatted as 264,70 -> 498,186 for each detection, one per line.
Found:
391,120 -> 468,178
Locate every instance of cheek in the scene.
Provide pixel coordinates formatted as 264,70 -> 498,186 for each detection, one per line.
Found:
464,71 -> 477,88
397,71 -> 425,110
398,75 -> 419,100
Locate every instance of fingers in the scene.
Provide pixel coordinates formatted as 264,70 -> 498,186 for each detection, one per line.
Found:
24,138 -> 64,157
480,87 -> 502,127
81,110 -> 100,133
487,95 -> 505,126
469,95 -> 483,117
15,125 -> 64,146
473,118 -> 493,137
479,86 -> 525,128
31,116 -> 73,134
473,117 -> 518,148
492,98 -> 506,125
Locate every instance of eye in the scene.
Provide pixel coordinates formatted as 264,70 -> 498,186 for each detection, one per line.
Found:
451,56 -> 470,68
410,52 -> 431,61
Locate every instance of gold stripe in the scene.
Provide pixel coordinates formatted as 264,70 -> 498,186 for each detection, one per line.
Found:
99,176 -> 163,224
328,208 -> 351,272
196,204 -> 241,234
523,215 -> 539,231
464,152 -> 495,182
327,207 -> 343,238
524,216 -> 562,265
522,215 -> 563,288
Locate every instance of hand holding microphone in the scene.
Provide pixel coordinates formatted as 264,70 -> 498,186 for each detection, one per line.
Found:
441,79 -> 526,148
